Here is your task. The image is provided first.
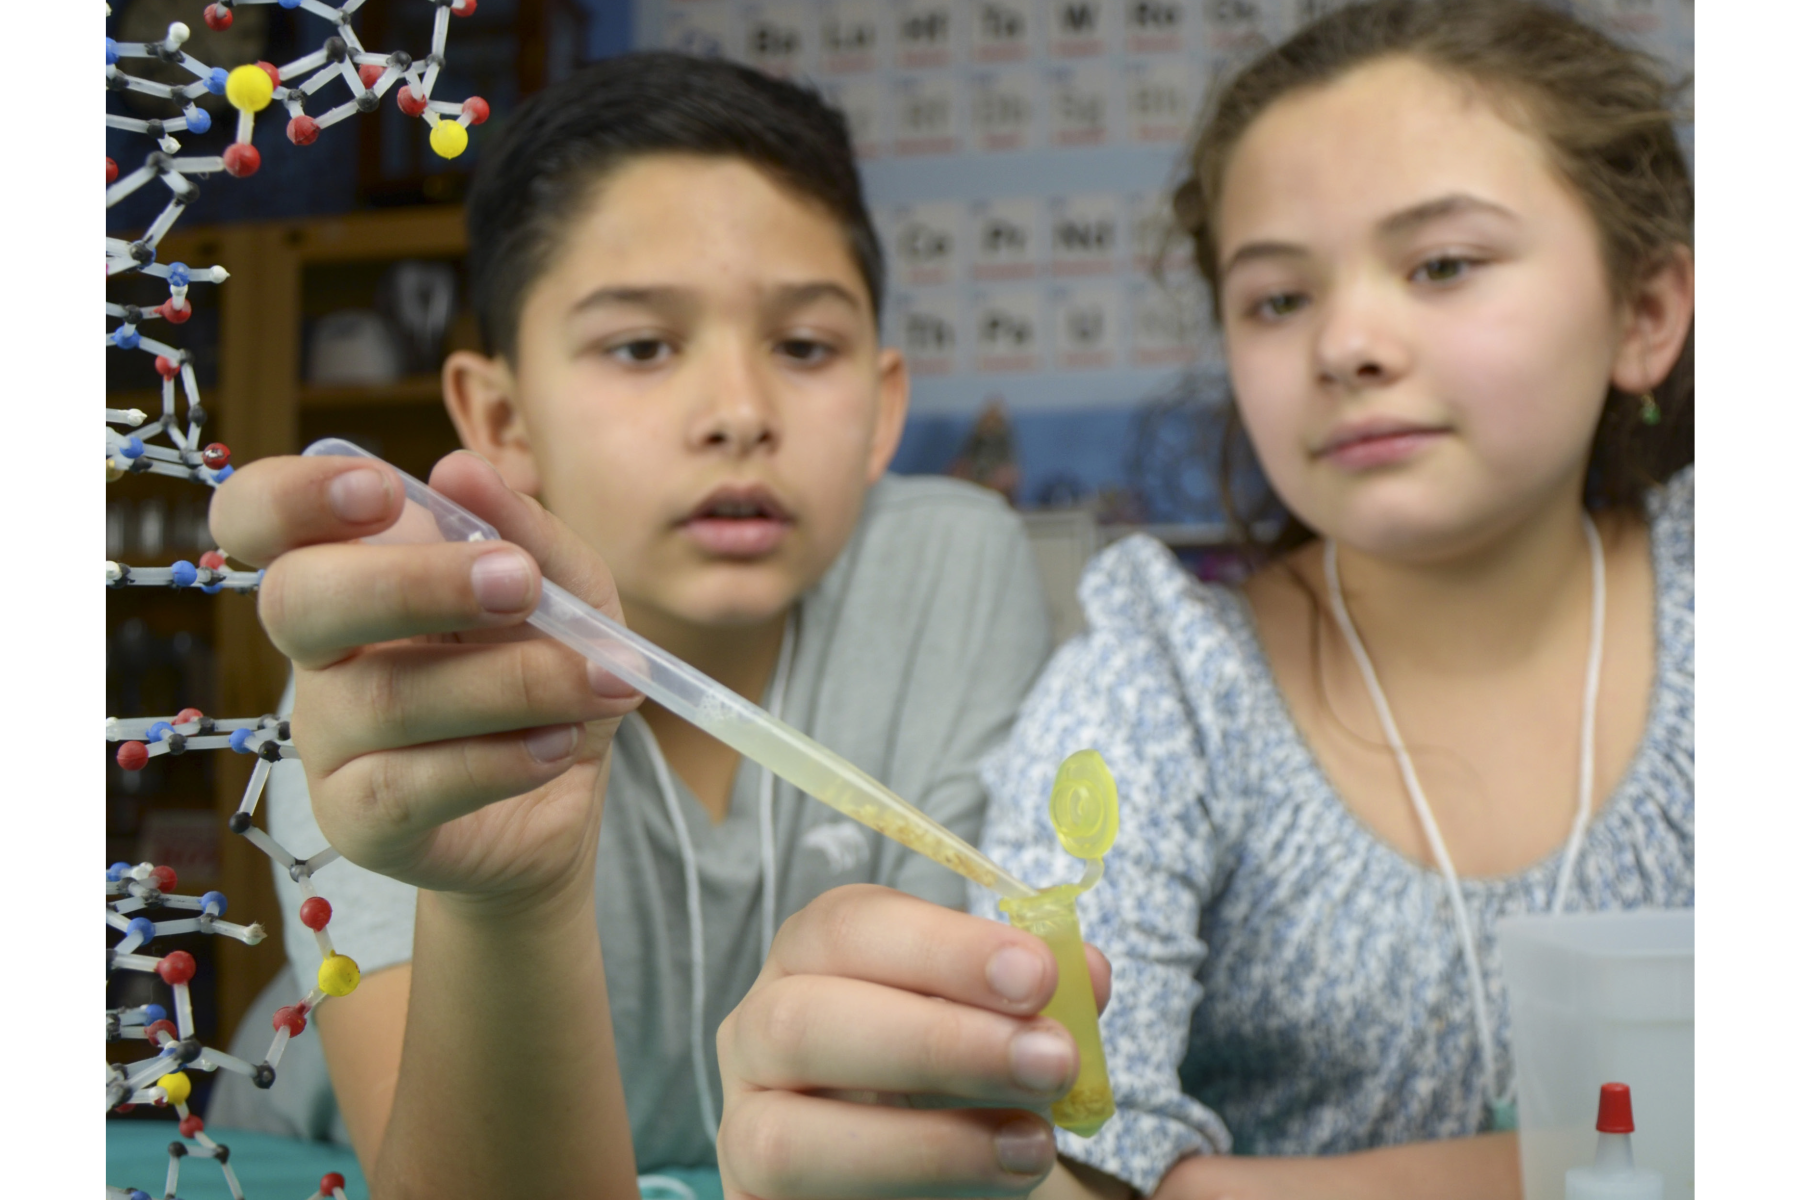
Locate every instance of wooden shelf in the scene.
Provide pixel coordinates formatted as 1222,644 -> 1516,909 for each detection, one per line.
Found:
301,375 -> 444,408
269,204 -> 466,263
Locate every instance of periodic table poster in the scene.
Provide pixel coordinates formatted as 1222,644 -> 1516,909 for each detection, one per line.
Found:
633,0 -> 1693,505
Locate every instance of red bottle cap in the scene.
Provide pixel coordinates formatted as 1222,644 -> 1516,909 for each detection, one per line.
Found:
1596,1082 -> 1634,1133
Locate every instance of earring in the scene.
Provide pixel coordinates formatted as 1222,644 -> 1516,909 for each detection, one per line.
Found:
1639,392 -> 1661,426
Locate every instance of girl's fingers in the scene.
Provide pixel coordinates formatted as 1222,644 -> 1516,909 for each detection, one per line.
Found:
260,540 -> 544,669
311,724 -> 602,873
210,456 -> 406,567
294,638 -> 639,767
724,974 -> 1077,1104
718,1090 -> 1054,1200
762,886 -> 1063,1019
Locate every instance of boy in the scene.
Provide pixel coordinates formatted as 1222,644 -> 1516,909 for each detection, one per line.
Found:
209,52 -> 1055,1193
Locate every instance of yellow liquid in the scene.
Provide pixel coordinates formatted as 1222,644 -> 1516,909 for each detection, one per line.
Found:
999,886 -> 1115,1137
699,703 -> 1034,897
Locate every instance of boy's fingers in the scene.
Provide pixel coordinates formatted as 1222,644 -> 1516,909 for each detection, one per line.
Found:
312,724 -> 603,873
294,639 -> 640,766
765,886 -> 1062,1019
718,1091 -> 1053,1200
427,452 -> 628,623
210,456 -> 405,567
725,974 -> 1077,1104
259,541 -> 542,668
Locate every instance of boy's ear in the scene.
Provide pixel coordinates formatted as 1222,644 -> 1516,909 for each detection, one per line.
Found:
442,349 -> 543,497
1610,245 -> 1694,394
864,346 -> 911,484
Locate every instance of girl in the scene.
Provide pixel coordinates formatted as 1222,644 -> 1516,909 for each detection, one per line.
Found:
977,0 -> 1695,1194
710,2 -> 1692,1199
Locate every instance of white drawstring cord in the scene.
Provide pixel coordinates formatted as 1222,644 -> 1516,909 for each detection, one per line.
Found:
1551,516 -> 1607,916
1323,512 -> 1603,1122
634,611 -> 797,1144
759,613 -> 798,960
638,719 -> 719,1142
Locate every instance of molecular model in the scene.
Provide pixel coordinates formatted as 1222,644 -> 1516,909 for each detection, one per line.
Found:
106,4 -> 484,1197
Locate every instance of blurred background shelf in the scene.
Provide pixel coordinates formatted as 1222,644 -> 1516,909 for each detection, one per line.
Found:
301,376 -> 445,408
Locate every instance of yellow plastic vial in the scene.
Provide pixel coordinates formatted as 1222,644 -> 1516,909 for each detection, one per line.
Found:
999,884 -> 1114,1136
998,749 -> 1119,1137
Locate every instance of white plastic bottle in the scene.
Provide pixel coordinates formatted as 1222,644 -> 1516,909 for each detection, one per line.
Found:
1565,1082 -> 1664,1200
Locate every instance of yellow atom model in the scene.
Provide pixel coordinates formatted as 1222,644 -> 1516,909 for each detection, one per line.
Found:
318,953 -> 362,998
224,63 -> 274,112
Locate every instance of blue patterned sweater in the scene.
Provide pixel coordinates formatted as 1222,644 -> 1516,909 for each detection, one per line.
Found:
975,469 -> 1693,1194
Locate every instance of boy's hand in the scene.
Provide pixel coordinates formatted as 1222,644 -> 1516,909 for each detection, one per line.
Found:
715,885 -> 1113,1200
210,450 -> 642,909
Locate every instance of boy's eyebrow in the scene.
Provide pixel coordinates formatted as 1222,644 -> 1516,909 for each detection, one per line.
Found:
566,281 -> 865,316
766,281 -> 866,315
1219,193 -> 1521,280
569,285 -> 693,316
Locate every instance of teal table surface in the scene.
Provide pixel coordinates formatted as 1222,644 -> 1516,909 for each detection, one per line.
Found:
106,1119 -> 725,1200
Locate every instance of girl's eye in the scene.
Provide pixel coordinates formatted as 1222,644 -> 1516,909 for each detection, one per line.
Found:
606,338 -> 673,365
1412,256 -> 1474,284
1252,292 -> 1307,320
776,338 -> 836,365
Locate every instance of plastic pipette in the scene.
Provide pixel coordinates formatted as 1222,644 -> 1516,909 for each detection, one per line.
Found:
301,438 -> 1036,901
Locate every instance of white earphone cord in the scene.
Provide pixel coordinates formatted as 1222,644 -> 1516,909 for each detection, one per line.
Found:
636,611 -> 796,1144
1323,513 -> 1603,1116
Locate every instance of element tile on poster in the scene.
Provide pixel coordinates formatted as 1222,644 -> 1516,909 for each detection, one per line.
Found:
1125,58 -> 1195,143
1047,0 -> 1115,58
1129,191 -> 1187,275
973,288 -> 1044,373
894,291 -> 962,376
824,78 -> 886,158
971,197 -> 1041,281
819,0 -> 882,74
892,75 -> 961,155
1053,284 -> 1124,370
1049,192 -> 1120,276
741,3 -> 812,78
973,0 -> 1037,62
1204,0 -> 1280,56
661,2 -> 735,59
1131,280 -> 1201,368
1125,0 -> 1195,54
969,69 -> 1038,152
1047,63 -> 1112,147
895,0 -> 958,70
888,202 -> 963,287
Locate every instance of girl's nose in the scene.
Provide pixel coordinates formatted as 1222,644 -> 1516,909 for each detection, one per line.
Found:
1314,283 -> 1410,389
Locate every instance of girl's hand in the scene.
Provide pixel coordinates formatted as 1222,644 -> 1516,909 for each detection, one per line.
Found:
715,884 -> 1114,1199
210,450 -> 642,909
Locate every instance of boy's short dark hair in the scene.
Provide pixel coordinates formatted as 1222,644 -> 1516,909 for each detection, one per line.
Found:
465,52 -> 885,360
